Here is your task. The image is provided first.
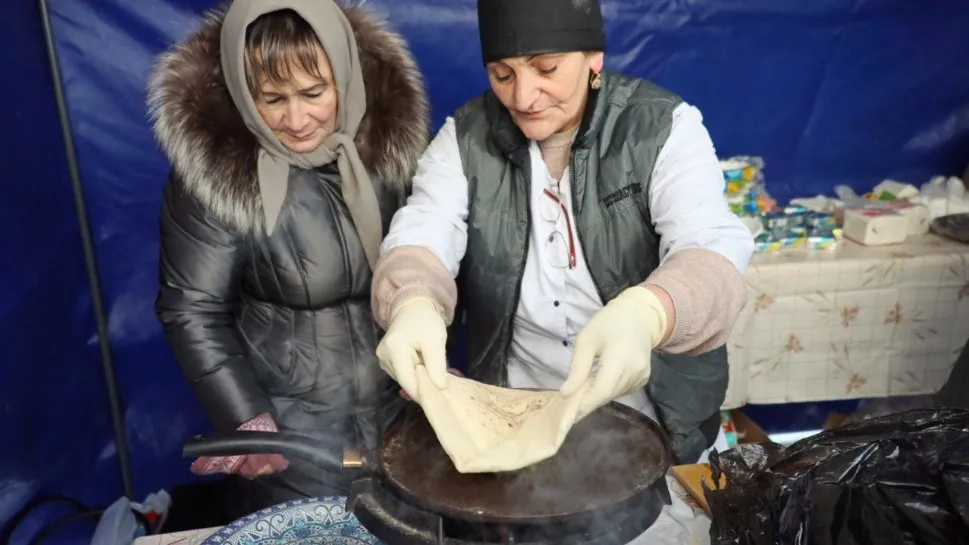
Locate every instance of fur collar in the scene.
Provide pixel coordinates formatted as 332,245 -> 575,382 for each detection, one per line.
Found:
147,2 -> 429,234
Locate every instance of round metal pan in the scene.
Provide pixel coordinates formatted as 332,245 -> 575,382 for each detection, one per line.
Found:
182,400 -> 673,528
378,401 -> 672,525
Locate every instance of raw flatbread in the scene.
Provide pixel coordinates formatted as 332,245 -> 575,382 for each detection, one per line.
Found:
411,365 -> 592,473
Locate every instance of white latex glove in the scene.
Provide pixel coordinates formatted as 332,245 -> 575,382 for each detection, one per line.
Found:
376,296 -> 449,400
560,286 -> 669,419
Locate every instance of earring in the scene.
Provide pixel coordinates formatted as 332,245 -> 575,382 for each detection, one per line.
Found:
590,72 -> 602,90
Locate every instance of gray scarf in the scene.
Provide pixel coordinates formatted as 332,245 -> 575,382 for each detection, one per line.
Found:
221,0 -> 381,269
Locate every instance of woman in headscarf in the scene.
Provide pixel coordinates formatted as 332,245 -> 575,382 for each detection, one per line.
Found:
373,0 -> 753,467
148,0 -> 428,514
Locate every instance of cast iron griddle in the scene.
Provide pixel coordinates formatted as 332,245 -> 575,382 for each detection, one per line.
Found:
378,401 -> 671,525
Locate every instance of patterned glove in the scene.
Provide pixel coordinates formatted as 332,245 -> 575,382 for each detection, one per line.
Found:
190,413 -> 290,479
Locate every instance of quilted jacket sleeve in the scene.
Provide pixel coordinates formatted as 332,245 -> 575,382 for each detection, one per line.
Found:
155,176 -> 273,430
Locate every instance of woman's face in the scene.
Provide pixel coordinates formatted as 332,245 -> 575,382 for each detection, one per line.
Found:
253,48 -> 338,153
486,51 -> 604,141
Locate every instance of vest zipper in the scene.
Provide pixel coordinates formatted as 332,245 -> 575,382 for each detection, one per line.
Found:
570,151 -> 606,304
505,179 -> 532,387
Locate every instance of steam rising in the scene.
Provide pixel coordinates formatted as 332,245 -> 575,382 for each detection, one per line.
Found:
382,403 -> 667,524
192,343 -> 406,491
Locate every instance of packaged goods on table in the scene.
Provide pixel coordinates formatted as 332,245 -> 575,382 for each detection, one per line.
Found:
721,156 -> 776,216
834,185 -> 931,245
720,156 -> 841,253
857,181 -> 930,236
753,206 -> 842,253
841,208 -> 908,246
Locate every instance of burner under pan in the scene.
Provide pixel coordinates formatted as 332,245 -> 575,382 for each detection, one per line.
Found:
347,476 -> 670,545
183,398 -> 676,543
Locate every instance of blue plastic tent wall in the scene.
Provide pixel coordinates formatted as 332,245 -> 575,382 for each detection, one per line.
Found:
2,0 -> 968,541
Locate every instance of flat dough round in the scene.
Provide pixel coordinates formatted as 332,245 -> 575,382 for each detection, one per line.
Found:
411,366 -> 592,473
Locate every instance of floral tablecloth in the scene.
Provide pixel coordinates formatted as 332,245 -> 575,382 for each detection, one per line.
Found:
724,234 -> 969,408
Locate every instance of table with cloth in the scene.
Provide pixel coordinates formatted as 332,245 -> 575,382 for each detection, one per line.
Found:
724,233 -> 969,409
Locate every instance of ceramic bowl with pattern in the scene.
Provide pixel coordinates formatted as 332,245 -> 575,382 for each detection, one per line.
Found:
200,497 -> 378,545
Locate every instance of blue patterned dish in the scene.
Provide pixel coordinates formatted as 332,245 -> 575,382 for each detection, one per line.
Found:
201,496 -> 379,544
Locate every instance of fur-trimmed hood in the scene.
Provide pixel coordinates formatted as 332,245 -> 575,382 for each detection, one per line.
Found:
147,2 -> 429,234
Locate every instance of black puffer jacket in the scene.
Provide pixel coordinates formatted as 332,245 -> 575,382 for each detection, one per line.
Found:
147,3 -> 428,499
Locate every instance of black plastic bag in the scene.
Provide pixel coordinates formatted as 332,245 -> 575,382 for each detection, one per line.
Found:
705,408 -> 969,545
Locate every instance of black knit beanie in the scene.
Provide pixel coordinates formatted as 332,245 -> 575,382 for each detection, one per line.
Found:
477,0 -> 606,64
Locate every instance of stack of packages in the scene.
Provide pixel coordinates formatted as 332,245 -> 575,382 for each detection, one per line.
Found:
721,156 -> 843,253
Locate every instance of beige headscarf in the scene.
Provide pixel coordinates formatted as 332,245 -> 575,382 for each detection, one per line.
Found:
221,0 -> 381,269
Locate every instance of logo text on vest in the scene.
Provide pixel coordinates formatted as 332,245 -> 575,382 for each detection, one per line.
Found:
601,183 -> 643,208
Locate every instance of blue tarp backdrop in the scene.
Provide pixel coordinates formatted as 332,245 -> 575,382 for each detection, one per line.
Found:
2,0 -> 968,540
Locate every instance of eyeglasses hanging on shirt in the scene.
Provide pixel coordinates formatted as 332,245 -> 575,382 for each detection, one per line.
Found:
539,184 -> 577,269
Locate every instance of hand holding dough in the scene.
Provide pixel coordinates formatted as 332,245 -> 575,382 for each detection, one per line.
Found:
375,296 -> 450,400
410,366 -> 592,473
561,286 -> 668,420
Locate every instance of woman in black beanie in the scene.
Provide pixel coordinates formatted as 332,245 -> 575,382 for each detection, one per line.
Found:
375,0 -> 751,454
374,1 -> 752,538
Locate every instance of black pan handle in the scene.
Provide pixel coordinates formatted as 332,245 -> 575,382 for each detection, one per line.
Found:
182,431 -> 351,472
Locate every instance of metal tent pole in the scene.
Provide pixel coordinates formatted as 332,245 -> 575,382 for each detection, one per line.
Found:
38,0 -> 134,500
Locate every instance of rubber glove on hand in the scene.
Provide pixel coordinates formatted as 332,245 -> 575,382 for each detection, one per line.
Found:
560,286 -> 669,419
399,368 -> 465,401
190,413 -> 290,479
376,296 -> 450,401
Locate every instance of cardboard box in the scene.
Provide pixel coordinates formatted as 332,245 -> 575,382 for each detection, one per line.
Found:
730,409 -> 770,444
843,208 -> 908,246
879,200 -> 931,235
